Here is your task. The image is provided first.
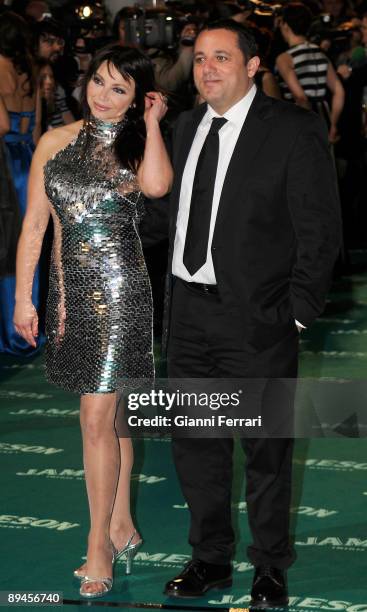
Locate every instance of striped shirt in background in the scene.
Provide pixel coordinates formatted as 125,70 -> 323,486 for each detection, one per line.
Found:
49,85 -> 70,128
279,42 -> 329,103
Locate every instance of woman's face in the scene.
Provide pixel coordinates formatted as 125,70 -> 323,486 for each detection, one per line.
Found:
87,60 -> 136,122
39,64 -> 55,97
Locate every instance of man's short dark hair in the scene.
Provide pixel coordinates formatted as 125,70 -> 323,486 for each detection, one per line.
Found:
281,3 -> 313,36
199,19 -> 258,63
33,18 -> 65,43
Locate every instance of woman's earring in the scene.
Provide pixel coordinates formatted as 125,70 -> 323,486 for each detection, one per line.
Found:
129,102 -> 136,109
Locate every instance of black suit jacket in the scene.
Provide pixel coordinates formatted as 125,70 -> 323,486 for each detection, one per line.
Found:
165,89 -> 341,356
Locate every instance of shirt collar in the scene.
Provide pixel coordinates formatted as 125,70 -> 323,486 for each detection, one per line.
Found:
204,84 -> 257,128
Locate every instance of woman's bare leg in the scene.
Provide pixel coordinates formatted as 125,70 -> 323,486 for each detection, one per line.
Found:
75,397 -> 140,580
79,392 -> 119,595
109,436 -> 141,549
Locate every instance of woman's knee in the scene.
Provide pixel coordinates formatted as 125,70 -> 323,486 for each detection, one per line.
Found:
80,395 -> 116,441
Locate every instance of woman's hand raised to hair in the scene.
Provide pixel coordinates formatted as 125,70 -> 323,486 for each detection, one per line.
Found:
144,92 -> 168,126
137,90 -> 173,198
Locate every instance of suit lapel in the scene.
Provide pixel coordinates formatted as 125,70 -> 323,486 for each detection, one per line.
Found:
213,90 -> 274,240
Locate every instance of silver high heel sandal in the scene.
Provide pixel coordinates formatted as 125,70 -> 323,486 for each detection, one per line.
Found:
74,531 -> 142,579
112,531 -> 142,575
78,540 -> 115,599
79,575 -> 113,599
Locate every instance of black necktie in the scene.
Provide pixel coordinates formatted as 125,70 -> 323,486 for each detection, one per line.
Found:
183,116 -> 228,276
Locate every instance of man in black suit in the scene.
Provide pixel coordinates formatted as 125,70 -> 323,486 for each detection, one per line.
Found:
163,20 -> 341,608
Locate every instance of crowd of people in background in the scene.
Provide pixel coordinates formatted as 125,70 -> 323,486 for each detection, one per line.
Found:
0,0 -> 367,355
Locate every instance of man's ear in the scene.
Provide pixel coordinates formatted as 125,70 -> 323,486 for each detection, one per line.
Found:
247,56 -> 261,78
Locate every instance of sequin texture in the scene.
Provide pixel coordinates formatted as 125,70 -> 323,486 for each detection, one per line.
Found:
43,116 -> 154,393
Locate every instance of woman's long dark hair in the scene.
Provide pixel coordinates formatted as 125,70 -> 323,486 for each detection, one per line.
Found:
0,12 -> 34,97
80,44 -> 157,172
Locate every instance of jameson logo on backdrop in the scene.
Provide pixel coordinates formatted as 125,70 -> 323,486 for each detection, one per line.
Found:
0,514 -> 79,531
173,502 -> 338,519
16,468 -> 166,484
9,407 -> 79,417
0,442 -> 63,455
16,468 -> 85,480
209,594 -> 367,612
301,349 -> 367,358
0,390 -> 52,399
296,537 -> 367,551
293,458 -> 367,471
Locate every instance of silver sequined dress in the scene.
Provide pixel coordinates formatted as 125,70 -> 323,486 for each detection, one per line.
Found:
43,116 -> 154,393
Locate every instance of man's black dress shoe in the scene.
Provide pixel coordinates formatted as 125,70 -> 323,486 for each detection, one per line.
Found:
164,559 -> 232,598
250,566 -> 288,608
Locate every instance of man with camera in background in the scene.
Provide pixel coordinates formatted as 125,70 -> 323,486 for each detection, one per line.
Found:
148,19 -> 198,114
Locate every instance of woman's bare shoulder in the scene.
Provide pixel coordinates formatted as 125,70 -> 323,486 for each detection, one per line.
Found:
36,120 -> 84,163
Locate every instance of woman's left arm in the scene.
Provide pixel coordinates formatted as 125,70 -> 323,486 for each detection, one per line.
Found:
137,92 -> 173,198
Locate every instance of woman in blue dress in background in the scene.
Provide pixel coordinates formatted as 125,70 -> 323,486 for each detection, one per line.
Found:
0,94 -> 21,279
0,12 -> 42,355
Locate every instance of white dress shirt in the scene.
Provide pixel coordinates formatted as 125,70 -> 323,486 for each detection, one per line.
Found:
172,85 -> 257,284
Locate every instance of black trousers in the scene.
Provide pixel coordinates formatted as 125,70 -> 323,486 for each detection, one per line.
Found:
167,278 -> 296,569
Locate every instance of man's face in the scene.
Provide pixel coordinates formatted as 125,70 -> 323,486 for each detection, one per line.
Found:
38,33 -> 64,62
193,29 -> 259,114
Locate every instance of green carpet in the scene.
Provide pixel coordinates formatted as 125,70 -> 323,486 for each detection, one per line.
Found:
1,255 -> 367,612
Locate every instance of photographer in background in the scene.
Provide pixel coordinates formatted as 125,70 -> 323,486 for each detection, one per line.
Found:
149,19 -> 197,109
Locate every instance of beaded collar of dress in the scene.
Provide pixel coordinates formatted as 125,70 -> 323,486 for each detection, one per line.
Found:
86,114 -> 127,144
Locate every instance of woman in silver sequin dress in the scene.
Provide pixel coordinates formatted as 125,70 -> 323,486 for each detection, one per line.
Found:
13,45 -> 172,598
